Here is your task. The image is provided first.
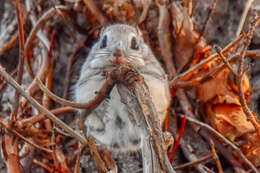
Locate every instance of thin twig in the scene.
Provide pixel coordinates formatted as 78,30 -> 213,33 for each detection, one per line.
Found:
43,45 -> 55,132
170,111 -> 209,173
87,136 -> 108,173
35,77 -> 115,111
236,0 -> 255,37
0,65 -> 87,145
33,160 -> 53,172
215,45 -> 238,76
175,91 -> 212,173
74,144 -> 86,173
0,31 -> 19,57
24,6 -> 70,78
173,54 -> 240,88
173,153 -> 214,171
25,0 -> 50,50
237,17 -> 260,135
0,119 -> 52,153
42,31 -> 56,110
182,115 -> 259,173
53,126 -> 71,137
246,49 -> 260,59
198,0 -> 217,41
100,149 -> 118,171
82,0 -> 108,26
209,139 -> 223,173
169,116 -> 187,163
138,0 -> 152,24
0,68 -> 18,92
183,0 -> 193,16
170,33 -> 246,86
19,48 -> 50,109
157,0 -> 176,80
19,106 -> 75,126
63,43 -> 84,99
12,0 -> 26,120
3,134 -> 22,173
188,0 -> 192,16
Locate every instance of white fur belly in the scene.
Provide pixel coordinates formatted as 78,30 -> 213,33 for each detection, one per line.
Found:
83,87 -> 143,151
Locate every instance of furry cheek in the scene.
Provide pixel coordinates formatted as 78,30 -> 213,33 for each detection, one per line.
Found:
89,57 -> 109,68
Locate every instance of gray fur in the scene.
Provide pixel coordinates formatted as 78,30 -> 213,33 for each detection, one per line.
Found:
74,24 -> 170,152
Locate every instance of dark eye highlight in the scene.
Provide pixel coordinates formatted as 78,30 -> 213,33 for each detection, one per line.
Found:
100,35 -> 107,48
130,37 -> 139,50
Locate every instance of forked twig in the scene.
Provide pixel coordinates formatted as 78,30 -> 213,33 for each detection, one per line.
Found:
173,54 -> 240,88
215,45 -> 238,76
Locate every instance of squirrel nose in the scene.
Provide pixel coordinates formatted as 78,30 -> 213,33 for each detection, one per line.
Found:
113,51 -> 122,58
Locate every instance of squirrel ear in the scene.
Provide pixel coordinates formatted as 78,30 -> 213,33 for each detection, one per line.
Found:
135,26 -> 143,37
99,27 -> 105,38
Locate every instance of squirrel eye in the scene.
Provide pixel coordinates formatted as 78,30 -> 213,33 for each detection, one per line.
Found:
130,37 -> 139,50
100,35 -> 107,48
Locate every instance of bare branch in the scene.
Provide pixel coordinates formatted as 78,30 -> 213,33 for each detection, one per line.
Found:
0,65 -> 87,145
182,115 -> 259,173
198,0 -> 217,42
24,6 -> 70,78
210,139 -> 223,173
157,0 -> 176,80
173,153 -> 214,171
35,76 -> 115,111
82,0 -> 108,25
237,17 -> 260,135
138,0 -> 152,24
87,136 -> 108,173
0,31 -> 18,57
170,33 -> 246,87
12,0 -> 26,120
0,119 -> 52,153
246,49 -> 260,59
236,0 -> 255,37
19,106 -> 75,127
